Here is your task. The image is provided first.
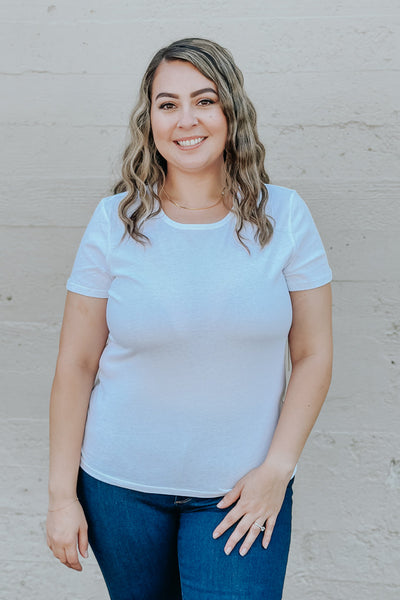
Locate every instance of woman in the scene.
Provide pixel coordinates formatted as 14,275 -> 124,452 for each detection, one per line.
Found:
46,38 -> 332,599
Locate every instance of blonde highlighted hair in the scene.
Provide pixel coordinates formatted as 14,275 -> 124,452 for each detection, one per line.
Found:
114,38 -> 273,250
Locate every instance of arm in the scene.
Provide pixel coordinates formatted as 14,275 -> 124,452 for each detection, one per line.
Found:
262,282 -> 333,478
47,291 -> 109,570
213,283 -> 333,555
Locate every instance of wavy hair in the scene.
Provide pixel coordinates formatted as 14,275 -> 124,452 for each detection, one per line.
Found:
114,38 -> 273,250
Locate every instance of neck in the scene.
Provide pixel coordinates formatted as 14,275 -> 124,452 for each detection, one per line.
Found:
163,166 -> 227,209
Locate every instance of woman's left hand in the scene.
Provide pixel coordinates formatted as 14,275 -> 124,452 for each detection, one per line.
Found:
212,464 -> 290,556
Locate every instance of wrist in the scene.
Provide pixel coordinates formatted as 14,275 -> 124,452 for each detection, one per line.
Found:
260,454 -> 296,482
48,497 -> 79,512
48,483 -> 78,505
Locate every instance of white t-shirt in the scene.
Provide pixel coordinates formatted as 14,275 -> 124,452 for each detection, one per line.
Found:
67,184 -> 332,497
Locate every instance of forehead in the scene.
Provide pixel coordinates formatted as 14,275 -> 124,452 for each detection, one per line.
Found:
151,60 -> 217,97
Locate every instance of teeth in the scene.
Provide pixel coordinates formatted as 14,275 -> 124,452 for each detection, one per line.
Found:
176,137 -> 205,147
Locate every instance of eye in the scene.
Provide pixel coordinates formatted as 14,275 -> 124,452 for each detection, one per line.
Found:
159,102 -> 176,110
198,98 -> 215,106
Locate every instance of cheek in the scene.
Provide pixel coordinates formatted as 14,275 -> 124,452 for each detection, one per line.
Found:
211,112 -> 228,139
213,118 -> 228,145
150,113 -> 167,145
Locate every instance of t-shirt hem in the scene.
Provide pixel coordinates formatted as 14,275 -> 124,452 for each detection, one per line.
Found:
286,271 -> 332,292
66,281 -> 109,298
80,461 -> 297,497
80,461 -> 232,498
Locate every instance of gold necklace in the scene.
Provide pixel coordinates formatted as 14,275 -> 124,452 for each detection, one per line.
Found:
162,187 -> 225,211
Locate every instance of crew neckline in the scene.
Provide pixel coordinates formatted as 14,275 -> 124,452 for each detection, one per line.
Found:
159,208 -> 234,230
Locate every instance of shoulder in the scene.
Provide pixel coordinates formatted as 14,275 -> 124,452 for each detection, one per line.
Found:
100,191 -> 128,216
264,184 -> 298,229
265,183 -> 294,206
93,191 -> 129,234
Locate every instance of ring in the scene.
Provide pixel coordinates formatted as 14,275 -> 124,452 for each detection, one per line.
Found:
253,521 -> 266,532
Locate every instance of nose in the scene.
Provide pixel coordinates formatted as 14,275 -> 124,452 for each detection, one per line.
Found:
177,105 -> 199,128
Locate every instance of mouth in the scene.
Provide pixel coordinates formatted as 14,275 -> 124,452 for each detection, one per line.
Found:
174,136 -> 206,148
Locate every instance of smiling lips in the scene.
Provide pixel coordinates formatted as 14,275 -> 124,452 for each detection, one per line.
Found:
175,136 -> 206,147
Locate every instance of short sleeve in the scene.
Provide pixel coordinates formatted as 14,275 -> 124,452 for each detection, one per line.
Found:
283,191 -> 332,291
66,199 -> 112,298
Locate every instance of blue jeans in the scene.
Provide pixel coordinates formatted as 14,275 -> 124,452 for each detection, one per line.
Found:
77,469 -> 294,600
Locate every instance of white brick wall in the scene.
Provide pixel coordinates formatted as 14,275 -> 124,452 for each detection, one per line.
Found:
1,1 -> 399,598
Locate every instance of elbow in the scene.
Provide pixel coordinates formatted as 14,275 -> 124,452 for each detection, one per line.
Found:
54,353 -> 100,382
292,349 -> 333,390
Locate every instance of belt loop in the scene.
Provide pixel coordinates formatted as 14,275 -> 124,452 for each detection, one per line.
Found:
174,496 -> 192,505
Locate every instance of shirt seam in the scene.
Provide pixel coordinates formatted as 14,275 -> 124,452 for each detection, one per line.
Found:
282,189 -> 297,272
160,210 -> 234,230
99,198 -> 111,272
286,272 -> 333,292
288,189 -> 297,254
66,281 -> 109,297
80,461 -> 231,497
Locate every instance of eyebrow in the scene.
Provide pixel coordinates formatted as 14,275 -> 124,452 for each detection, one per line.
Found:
155,87 -> 218,101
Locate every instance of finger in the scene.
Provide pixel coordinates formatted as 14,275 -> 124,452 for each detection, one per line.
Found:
262,515 -> 277,549
216,484 -> 242,509
53,548 -> 67,566
223,514 -> 255,555
78,523 -> 89,559
212,504 -> 245,539
65,544 -> 82,571
239,518 -> 266,556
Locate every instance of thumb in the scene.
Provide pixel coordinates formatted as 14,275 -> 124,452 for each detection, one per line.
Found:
217,483 -> 242,508
78,523 -> 89,559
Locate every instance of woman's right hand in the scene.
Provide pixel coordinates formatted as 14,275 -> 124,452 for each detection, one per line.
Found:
46,499 -> 89,571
